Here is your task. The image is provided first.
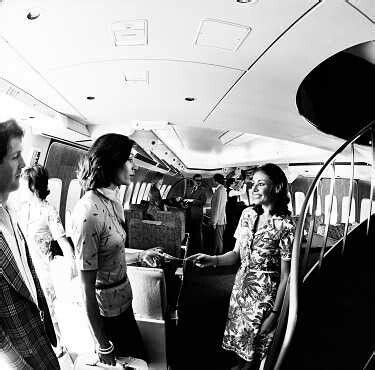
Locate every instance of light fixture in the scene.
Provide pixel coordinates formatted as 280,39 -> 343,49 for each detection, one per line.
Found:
26,9 -> 40,20
86,96 -> 95,100
236,0 -> 258,3
185,97 -> 195,102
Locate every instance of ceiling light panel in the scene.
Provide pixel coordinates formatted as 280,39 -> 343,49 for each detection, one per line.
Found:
112,20 -> 148,46
194,18 -> 251,52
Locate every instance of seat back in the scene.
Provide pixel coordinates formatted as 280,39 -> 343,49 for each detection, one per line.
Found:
127,266 -> 167,321
128,219 -> 181,256
127,266 -> 168,370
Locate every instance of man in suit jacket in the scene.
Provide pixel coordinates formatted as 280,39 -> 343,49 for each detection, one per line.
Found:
210,174 -> 227,255
0,119 -> 59,369
185,174 -> 207,254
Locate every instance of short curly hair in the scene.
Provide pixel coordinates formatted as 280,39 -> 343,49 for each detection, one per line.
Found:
77,133 -> 135,192
0,119 -> 24,163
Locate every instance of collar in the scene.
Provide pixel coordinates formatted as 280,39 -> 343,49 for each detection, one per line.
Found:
97,187 -> 120,203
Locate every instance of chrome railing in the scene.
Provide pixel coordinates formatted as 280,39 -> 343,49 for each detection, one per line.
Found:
265,120 -> 375,370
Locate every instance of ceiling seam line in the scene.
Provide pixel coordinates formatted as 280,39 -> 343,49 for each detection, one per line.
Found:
46,58 -> 245,73
202,0 -> 323,124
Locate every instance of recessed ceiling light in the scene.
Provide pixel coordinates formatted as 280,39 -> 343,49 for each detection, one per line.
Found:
26,9 -> 40,20
185,97 -> 195,102
237,0 -> 258,3
86,96 -> 95,100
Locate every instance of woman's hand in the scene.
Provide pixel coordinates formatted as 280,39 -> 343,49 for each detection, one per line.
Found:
259,311 -> 278,335
186,253 -> 216,268
141,248 -> 164,267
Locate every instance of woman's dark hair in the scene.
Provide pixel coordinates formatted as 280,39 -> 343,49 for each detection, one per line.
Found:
213,173 -> 225,185
0,119 -> 24,163
23,164 -> 50,200
151,172 -> 164,184
77,133 -> 135,192
254,163 -> 291,217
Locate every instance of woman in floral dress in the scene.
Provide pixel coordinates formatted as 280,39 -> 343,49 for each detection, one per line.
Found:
189,163 -> 295,370
20,164 -> 76,357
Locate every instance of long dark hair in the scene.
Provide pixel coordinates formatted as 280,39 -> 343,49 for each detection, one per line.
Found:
77,133 -> 135,192
254,163 -> 291,217
23,164 -> 50,200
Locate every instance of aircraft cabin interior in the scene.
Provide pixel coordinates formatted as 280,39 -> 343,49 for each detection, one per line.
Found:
0,1 -> 374,369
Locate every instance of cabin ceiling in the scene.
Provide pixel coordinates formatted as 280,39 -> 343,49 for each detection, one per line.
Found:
0,0 -> 374,170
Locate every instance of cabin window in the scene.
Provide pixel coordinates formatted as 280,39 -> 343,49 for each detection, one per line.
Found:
159,185 -> 167,198
162,185 -> 172,199
131,182 -> 140,205
124,182 -> 134,210
143,183 -> 152,200
118,185 -> 127,205
137,183 -> 147,204
295,192 -> 305,216
324,195 -> 338,225
341,196 -> 356,224
307,194 -> 322,216
360,198 -> 375,223
47,178 -> 62,212
65,179 -> 81,236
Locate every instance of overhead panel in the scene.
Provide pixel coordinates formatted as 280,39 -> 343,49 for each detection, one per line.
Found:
112,20 -> 148,46
346,0 -> 375,22
194,18 -> 251,52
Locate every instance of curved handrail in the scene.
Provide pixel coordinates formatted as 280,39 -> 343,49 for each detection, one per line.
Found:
273,119 -> 375,369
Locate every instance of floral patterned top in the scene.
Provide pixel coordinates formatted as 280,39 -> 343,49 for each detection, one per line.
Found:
21,198 -> 65,261
234,207 -> 294,272
71,189 -> 132,317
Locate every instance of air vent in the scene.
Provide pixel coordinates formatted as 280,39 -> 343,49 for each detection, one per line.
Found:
194,18 -> 251,51
112,20 -> 148,46
124,71 -> 149,86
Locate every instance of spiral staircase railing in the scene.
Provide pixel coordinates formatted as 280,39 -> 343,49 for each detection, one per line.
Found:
264,120 -> 375,370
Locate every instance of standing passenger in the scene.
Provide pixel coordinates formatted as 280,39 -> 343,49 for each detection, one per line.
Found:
20,164 -> 76,358
186,174 -> 207,254
71,133 -> 161,366
0,119 -> 59,369
189,163 -> 295,370
210,174 -> 227,255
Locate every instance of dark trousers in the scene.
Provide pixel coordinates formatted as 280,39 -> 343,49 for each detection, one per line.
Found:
214,224 -> 225,255
101,307 -> 146,361
188,218 -> 203,255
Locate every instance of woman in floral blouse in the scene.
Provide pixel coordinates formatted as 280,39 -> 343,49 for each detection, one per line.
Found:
189,163 -> 295,370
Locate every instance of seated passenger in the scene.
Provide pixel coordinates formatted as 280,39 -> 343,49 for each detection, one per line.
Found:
71,133 -> 163,366
20,164 -> 76,358
188,163 -> 295,370
146,172 -> 167,219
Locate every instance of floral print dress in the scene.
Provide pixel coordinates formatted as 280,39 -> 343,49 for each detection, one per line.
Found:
21,198 -> 66,323
222,207 -> 295,363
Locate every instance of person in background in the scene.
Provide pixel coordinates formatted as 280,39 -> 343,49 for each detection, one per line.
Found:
182,174 -> 207,254
0,119 -> 59,369
20,164 -> 76,358
224,177 -> 247,252
146,172 -> 167,218
188,163 -> 295,370
71,133 -> 162,366
210,173 -> 227,255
